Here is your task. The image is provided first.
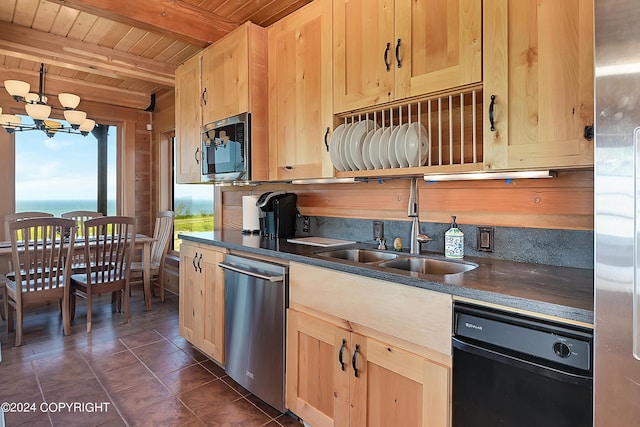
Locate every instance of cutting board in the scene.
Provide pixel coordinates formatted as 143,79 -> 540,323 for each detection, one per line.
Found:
287,237 -> 356,247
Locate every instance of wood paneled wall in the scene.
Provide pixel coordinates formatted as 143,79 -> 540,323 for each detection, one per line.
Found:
220,170 -> 594,231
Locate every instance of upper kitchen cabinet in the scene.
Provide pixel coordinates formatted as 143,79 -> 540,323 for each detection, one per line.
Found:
483,0 -> 594,170
175,54 -> 203,184
268,0 -> 334,180
174,22 -> 269,183
202,22 -> 267,124
333,0 -> 482,114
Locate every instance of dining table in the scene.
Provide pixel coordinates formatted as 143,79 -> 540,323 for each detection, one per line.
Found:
0,234 -> 157,311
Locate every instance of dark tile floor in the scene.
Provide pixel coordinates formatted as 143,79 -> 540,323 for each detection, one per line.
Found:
0,288 -> 302,427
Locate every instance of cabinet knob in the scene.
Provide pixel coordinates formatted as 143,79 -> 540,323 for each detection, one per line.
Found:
201,87 -> 207,106
395,38 -> 402,68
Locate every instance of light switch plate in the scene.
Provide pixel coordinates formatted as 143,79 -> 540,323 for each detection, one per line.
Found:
477,227 -> 494,252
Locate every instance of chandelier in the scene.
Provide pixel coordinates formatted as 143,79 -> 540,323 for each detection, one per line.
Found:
0,63 -> 95,138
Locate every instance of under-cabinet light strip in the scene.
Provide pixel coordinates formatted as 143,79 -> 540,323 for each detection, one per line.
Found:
424,170 -> 556,182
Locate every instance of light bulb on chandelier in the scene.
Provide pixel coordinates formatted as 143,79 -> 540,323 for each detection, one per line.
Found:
1,63 -> 96,137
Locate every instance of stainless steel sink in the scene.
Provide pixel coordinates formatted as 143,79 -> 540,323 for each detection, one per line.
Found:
315,248 -> 400,263
377,257 -> 478,275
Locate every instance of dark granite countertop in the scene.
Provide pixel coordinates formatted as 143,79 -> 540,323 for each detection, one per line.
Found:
179,230 -> 594,325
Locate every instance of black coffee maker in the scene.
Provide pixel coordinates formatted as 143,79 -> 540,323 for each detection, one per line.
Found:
256,191 -> 297,239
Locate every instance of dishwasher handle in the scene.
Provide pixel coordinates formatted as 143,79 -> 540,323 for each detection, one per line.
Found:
218,262 -> 285,282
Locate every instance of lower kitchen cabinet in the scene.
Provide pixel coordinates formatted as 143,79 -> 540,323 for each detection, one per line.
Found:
287,309 -> 450,427
286,262 -> 452,427
179,241 -> 226,363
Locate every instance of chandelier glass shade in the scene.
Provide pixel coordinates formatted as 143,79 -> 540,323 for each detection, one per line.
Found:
1,64 -> 95,138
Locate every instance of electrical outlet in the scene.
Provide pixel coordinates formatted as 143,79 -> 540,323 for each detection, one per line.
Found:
477,227 -> 494,252
302,216 -> 310,233
373,221 -> 384,240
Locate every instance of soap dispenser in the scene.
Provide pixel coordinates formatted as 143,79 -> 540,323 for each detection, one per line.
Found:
445,215 -> 464,258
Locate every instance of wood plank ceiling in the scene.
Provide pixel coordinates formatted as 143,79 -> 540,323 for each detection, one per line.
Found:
0,0 -> 312,110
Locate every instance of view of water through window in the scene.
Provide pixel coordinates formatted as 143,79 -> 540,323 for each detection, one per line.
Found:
14,115 -> 117,216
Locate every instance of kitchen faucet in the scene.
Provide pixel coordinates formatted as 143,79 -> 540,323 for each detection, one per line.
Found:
408,177 -> 432,254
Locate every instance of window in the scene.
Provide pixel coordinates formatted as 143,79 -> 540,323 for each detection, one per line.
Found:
172,137 -> 214,250
14,115 -> 116,215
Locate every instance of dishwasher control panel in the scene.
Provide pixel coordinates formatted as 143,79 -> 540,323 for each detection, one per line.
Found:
454,304 -> 593,372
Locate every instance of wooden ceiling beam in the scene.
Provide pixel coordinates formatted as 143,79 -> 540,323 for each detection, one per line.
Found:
0,69 -> 151,110
0,21 -> 176,87
57,0 -> 238,47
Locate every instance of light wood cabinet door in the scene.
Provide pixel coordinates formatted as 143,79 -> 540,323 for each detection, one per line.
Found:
286,309 -> 350,427
483,0 -> 594,170
200,248 -> 225,363
175,54 -> 203,184
286,309 -> 451,427
333,0 -> 395,113
202,22 -> 252,123
350,334 -> 450,427
179,242 -> 202,345
394,0 -> 482,100
201,28 -> 247,123
268,0 -> 334,180
333,0 -> 482,114
179,242 -> 226,363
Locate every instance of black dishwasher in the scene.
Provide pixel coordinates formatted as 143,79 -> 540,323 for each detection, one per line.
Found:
452,302 -> 593,427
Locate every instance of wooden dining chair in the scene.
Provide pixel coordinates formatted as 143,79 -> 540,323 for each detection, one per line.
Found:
5,217 -> 75,346
2,212 -> 55,314
69,216 -> 136,333
3,211 -> 54,242
60,211 -> 103,237
130,210 -> 174,302
61,210 -> 103,272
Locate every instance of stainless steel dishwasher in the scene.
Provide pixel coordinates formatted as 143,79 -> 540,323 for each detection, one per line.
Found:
219,253 -> 288,412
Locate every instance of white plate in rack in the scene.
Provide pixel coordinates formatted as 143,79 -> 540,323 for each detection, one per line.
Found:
361,126 -> 377,170
387,126 -> 402,168
339,123 -> 355,171
329,123 -> 347,171
393,123 -> 410,168
378,126 -> 394,168
405,122 -> 430,167
368,128 -> 384,169
350,120 -> 376,170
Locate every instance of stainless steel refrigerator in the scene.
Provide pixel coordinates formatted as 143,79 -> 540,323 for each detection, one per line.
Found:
595,0 -> 640,424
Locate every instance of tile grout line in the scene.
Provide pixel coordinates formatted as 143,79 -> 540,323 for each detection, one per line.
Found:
76,349 -> 130,427
118,332 -> 208,425
30,360 -> 55,427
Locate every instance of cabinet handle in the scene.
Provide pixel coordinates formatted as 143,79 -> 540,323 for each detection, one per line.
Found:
202,87 -> 207,106
195,147 -> 200,165
489,94 -> 496,131
395,38 -> 401,68
352,343 -> 360,378
384,42 -> 391,72
338,339 -> 347,371
197,253 -> 202,273
324,127 -> 330,152
192,253 -> 198,271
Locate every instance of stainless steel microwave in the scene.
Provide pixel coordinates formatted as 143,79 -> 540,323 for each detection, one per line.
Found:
201,112 -> 250,182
